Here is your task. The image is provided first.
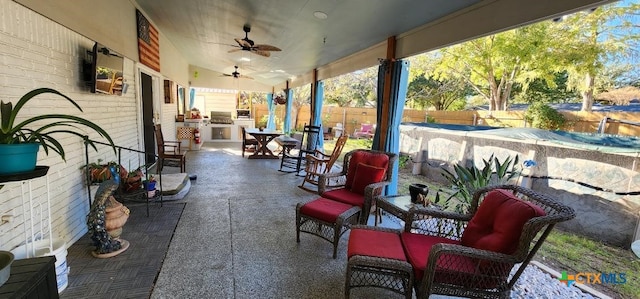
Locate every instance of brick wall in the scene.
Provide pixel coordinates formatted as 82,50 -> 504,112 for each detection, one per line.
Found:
0,0 -> 142,250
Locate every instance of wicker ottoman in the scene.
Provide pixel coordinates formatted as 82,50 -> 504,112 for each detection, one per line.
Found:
296,197 -> 361,258
345,226 -> 414,299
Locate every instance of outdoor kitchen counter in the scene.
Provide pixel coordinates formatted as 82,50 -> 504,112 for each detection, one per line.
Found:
178,118 -> 255,143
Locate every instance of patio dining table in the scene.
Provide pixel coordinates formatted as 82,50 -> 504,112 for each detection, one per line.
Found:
245,128 -> 282,159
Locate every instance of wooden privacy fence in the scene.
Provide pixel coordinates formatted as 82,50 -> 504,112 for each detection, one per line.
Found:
251,104 -> 640,136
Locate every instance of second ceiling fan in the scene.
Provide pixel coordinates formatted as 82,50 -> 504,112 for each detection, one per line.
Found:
223,66 -> 253,79
228,24 -> 281,57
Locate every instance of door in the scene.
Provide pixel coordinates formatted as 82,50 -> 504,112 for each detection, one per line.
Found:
141,72 -> 156,165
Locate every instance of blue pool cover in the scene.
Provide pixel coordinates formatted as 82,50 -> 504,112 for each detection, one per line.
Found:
401,122 -> 640,152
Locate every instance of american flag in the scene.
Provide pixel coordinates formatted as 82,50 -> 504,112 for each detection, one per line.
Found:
137,10 -> 160,72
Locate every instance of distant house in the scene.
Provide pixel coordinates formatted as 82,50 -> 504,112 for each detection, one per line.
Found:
595,86 -> 640,106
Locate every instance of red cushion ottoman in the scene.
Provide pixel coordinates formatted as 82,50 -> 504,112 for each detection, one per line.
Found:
296,197 -> 361,258
345,227 -> 414,299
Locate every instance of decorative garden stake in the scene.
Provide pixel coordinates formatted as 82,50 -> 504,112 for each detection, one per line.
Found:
87,180 -> 130,258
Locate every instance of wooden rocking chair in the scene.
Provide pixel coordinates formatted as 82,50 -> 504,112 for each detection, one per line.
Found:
299,135 -> 348,193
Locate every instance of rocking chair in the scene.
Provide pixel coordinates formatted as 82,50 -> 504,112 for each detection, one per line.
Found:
298,135 -> 348,192
279,124 -> 321,174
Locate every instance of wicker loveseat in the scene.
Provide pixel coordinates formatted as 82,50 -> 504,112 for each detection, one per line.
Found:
345,185 -> 576,299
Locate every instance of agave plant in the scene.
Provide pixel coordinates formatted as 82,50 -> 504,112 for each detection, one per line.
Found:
440,154 -> 521,214
0,88 -> 115,160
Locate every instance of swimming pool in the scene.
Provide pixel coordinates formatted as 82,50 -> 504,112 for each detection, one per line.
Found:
402,122 -> 640,152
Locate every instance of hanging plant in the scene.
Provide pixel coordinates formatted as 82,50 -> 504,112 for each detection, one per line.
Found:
274,95 -> 287,105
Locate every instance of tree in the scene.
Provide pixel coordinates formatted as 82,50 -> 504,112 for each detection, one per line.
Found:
406,53 -> 472,110
406,73 -> 470,110
434,23 -> 553,111
291,85 -> 311,130
548,3 -> 640,111
512,71 -> 578,104
324,66 -> 377,107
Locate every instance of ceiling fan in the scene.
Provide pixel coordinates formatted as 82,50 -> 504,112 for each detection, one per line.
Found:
228,24 -> 281,57
222,66 -> 253,79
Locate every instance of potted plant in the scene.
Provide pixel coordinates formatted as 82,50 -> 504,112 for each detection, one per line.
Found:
85,160 -> 124,184
0,88 -> 116,175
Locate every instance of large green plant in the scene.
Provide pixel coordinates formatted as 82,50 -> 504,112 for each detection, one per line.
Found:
440,154 -> 521,214
0,88 -> 115,160
523,102 -> 566,130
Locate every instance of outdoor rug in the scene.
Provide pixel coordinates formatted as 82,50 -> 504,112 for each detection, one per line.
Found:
60,202 -> 185,299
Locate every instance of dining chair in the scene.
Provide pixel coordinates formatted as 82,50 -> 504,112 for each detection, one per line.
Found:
153,124 -> 187,172
279,124 -> 321,174
241,127 -> 259,157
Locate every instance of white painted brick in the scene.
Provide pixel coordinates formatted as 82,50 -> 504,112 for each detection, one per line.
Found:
0,0 -> 146,251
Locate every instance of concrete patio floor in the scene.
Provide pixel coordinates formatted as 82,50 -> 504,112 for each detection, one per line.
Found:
149,142 -> 401,298
61,142 -> 604,299
63,142 -> 404,298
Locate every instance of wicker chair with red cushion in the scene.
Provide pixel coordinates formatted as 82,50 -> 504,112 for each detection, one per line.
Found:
296,149 -> 397,258
345,185 -> 575,299
317,149 -> 398,225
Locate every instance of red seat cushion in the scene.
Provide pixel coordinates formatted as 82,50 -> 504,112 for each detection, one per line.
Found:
322,188 -> 364,207
348,228 -> 406,261
461,189 -> 546,255
401,232 -> 463,281
345,151 -> 390,189
350,163 -> 387,195
299,197 -> 355,223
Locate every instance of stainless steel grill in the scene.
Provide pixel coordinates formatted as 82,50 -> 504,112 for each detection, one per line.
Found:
210,111 -> 233,124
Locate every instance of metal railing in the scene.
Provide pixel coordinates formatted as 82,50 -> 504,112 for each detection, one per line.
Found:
83,137 -> 163,216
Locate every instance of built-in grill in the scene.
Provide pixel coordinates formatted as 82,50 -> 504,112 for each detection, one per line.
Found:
209,111 -> 233,124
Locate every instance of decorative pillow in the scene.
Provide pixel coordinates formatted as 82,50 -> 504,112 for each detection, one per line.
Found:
460,189 -> 546,255
345,151 -> 389,189
350,163 -> 386,195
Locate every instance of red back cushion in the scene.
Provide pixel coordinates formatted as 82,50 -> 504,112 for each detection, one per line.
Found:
345,151 -> 389,189
350,163 -> 386,195
460,189 -> 546,255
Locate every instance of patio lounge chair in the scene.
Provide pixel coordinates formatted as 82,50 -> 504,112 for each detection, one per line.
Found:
353,123 -> 375,139
345,185 -> 576,299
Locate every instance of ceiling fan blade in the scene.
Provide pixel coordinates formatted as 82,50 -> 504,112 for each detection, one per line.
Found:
252,50 -> 271,57
235,38 -> 252,48
228,48 -> 243,53
253,44 -> 281,52
239,75 -> 254,80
